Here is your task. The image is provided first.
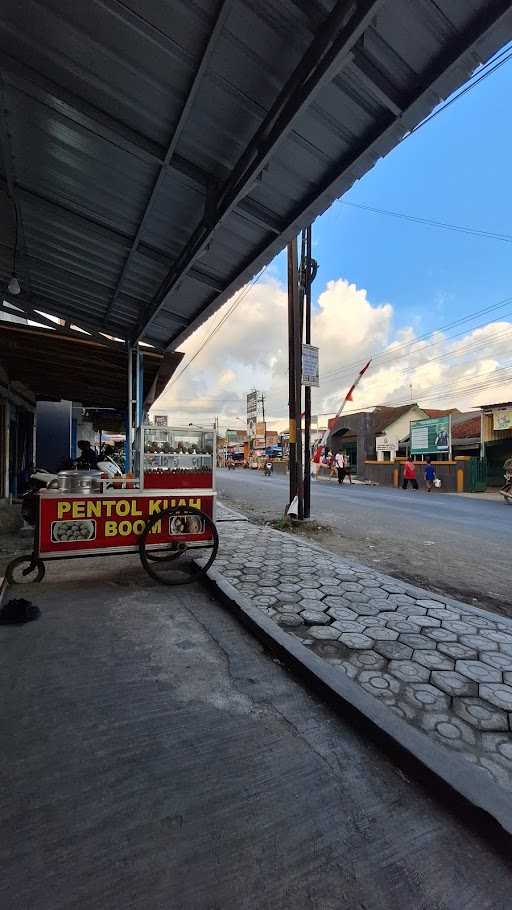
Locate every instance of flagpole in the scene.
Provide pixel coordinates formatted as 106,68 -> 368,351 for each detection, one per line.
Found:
335,359 -> 372,417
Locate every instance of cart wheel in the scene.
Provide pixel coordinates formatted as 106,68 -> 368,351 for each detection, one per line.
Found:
139,506 -> 218,586
6,555 -> 46,585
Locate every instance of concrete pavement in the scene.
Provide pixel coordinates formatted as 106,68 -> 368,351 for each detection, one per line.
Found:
217,468 -> 512,615
2,556 -> 512,907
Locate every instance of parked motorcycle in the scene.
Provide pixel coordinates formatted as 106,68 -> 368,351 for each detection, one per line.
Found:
21,468 -> 59,526
22,453 -> 123,526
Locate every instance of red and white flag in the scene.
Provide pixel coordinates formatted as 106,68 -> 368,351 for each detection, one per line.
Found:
335,359 -> 372,417
308,359 -> 372,461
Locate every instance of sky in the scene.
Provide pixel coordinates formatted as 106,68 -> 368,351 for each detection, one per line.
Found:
154,51 -> 512,431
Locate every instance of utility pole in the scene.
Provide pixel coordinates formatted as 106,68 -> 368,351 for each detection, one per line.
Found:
287,238 -> 298,507
303,225 -> 312,518
295,233 -> 305,520
259,394 -> 267,452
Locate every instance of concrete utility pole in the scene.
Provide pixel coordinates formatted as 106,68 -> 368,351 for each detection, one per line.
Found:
288,228 -> 317,519
287,238 -> 298,509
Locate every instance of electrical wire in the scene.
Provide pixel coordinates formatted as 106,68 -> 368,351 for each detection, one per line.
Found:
324,319 -> 512,392
404,42 -> 512,140
163,45 -> 512,410
165,266 -> 267,390
320,362 -> 512,418
321,295 -> 512,381
339,200 -> 512,243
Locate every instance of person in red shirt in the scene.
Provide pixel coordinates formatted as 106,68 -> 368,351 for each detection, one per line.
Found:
402,457 -> 418,490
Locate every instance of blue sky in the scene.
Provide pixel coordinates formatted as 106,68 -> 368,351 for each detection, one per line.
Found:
272,57 -> 512,337
158,53 -> 512,423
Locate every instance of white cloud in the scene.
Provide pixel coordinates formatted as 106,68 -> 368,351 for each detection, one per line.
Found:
153,275 -> 512,428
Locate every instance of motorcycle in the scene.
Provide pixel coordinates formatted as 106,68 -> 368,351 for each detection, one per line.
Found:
21,454 -> 123,526
21,468 -> 59,526
501,467 -> 512,504
264,461 -> 273,477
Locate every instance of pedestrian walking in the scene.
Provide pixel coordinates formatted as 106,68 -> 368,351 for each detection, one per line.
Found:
424,456 -> 436,492
343,452 -> 353,484
335,451 -> 346,485
311,445 -> 322,480
402,456 -> 418,490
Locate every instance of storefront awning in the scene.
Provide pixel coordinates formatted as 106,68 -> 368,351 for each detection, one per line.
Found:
0,323 -> 183,410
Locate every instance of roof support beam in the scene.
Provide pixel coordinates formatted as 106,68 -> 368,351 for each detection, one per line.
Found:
102,0 -> 233,325
351,47 -> 404,115
135,0 -> 383,342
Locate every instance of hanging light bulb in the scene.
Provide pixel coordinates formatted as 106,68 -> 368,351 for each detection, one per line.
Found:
8,274 -> 21,295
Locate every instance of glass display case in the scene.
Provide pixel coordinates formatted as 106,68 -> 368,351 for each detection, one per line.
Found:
139,425 -> 215,489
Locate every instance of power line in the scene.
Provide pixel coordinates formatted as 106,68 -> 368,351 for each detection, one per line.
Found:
328,321 -> 512,389
403,42 -> 512,141
165,266 -> 267,391
321,295 -> 512,381
320,362 -> 512,417
339,200 -> 512,243
162,45 -> 512,407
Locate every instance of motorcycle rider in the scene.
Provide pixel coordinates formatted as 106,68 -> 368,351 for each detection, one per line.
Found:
502,456 -> 512,501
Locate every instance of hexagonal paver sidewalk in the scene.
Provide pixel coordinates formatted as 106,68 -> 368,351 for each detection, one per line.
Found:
212,506 -> 512,793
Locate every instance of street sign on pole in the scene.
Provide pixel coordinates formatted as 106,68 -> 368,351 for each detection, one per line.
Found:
302,343 -> 319,387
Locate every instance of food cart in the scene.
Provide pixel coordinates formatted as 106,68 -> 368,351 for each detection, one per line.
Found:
7,425 -> 218,587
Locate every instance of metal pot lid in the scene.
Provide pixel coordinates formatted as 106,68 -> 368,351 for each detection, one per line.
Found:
58,469 -> 102,478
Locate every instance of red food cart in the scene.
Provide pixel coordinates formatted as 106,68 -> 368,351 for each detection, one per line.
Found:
7,425 -> 218,586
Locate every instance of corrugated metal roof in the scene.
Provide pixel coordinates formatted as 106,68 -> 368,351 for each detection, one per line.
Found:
1,0 -> 511,351
0,321 -> 183,409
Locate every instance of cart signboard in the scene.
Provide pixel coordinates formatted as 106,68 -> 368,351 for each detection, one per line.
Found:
302,344 -> 319,387
38,491 -> 215,557
410,415 -> 451,455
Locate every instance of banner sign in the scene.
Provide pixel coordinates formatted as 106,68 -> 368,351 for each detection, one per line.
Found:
493,408 -> 512,431
410,416 -> 450,455
154,415 -> 168,427
39,493 -> 214,556
302,344 -> 319,386
247,390 -> 258,440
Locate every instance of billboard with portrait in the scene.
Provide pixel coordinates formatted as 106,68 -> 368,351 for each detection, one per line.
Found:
246,391 -> 258,440
410,416 -> 450,455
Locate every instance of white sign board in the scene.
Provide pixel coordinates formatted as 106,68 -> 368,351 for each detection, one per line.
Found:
302,344 -> 319,387
376,434 -> 398,452
493,408 -> 512,431
246,390 -> 258,440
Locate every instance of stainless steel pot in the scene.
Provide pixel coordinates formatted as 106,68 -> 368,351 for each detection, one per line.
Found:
57,469 -> 102,494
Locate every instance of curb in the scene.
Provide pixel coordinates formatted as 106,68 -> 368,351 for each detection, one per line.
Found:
204,538 -> 512,841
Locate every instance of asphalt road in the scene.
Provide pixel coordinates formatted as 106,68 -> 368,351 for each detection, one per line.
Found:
217,469 -> 512,616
